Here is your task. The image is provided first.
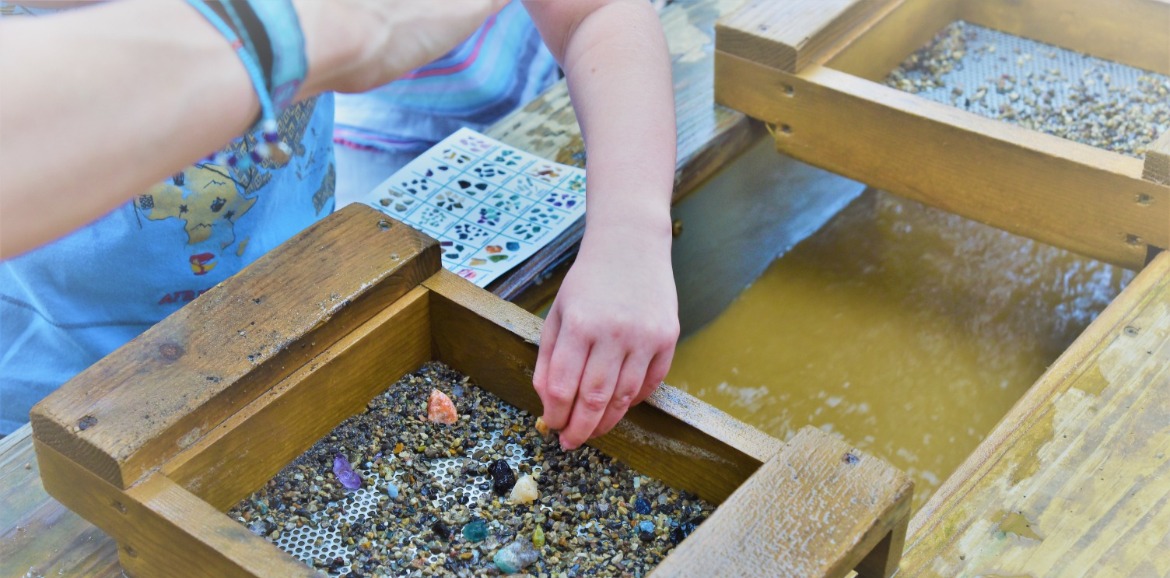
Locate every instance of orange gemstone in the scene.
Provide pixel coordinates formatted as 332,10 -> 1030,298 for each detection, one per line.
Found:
427,389 -> 458,425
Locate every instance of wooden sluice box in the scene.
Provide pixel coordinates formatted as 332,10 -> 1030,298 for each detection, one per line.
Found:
713,0 -> 1170,576
29,205 -> 913,578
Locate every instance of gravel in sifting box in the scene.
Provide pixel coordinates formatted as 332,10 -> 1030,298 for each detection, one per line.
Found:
229,362 -> 713,577
886,21 -> 1170,157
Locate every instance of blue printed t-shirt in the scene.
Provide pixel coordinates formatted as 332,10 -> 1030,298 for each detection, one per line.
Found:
333,0 -> 560,154
0,47 -> 337,433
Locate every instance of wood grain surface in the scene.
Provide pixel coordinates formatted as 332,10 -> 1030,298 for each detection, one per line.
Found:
652,426 -> 912,578
901,251 -> 1170,577
715,52 -> 1169,269
30,205 -> 438,489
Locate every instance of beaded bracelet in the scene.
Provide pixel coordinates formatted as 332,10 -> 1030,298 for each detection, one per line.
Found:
182,0 -> 306,167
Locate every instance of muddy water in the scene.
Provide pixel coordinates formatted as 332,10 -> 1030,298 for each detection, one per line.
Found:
665,189 -> 1133,512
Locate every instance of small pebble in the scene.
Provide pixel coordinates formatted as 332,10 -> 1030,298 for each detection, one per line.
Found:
488,459 -> 517,496
534,416 -> 551,438
508,474 -> 539,504
638,520 -> 656,542
427,389 -> 458,425
494,539 -> 539,574
431,519 -> 452,541
634,496 -> 652,515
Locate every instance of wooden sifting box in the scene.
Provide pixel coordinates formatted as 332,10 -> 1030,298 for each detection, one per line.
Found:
714,0 -> 1170,271
714,1 -> 1170,575
30,205 -> 912,578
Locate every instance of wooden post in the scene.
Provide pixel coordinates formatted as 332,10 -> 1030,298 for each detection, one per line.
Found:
1144,132 -> 1170,186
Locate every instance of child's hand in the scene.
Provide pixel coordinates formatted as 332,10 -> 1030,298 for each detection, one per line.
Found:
532,224 -> 678,450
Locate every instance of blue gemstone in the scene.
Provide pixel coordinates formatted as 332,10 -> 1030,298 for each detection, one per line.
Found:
638,520 -> 656,541
634,496 -> 652,515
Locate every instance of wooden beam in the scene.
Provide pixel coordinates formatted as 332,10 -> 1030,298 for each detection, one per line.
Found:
651,426 -> 913,578
30,206 -> 439,489
715,52 -> 1170,269
164,287 -> 431,511
34,440 -> 315,578
715,0 -> 897,73
424,270 -> 783,504
1144,131 -> 1170,186
959,0 -> 1170,76
902,251 -> 1170,576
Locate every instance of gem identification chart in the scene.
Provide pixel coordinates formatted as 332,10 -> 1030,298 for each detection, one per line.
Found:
360,128 -> 586,287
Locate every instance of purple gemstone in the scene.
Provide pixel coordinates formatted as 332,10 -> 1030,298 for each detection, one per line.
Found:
263,131 -> 279,143
332,454 -> 363,490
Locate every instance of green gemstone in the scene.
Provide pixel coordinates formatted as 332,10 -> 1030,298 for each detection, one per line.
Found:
462,518 -> 488,543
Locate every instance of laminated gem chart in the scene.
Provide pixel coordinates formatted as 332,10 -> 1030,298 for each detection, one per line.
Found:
361,128 -> 587,287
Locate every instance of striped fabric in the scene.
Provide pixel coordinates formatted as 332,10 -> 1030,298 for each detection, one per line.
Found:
332,1 -> 560,153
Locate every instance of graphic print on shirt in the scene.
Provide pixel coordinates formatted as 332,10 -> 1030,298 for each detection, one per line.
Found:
139,165 -> 257,276
135,98 -> 332,278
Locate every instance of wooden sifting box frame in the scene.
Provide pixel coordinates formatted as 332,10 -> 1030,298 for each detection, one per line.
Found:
714,0 -> 1170,271
30,205 -> 912,578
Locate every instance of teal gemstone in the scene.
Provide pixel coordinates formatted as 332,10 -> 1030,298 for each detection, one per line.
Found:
462,518 -> 488,543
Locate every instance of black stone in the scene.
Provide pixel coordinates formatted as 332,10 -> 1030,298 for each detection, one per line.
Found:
488,459 -> 516,496
669,516 -> 706,545
432,520 -> 452,541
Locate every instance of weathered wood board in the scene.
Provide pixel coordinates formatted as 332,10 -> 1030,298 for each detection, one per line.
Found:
900,251 -> 1170,576
29,205 -> 439,490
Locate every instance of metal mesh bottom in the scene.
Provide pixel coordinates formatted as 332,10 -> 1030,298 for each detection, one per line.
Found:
887,21 -> 1170,157
260,406 -> 545,574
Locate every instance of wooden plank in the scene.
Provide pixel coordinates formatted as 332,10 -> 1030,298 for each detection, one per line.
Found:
0,425 -> 120,578
960,0 -> 1170,76
651,426 -> 913,578
425,270 -> 783,505
1144,131 -> 1170,186
34,440 -> 316,578
715,0 -> 895,73
826,0 -> 961,81
714,52 -> 1170,269
30,206 -> 439,489
164,287 -> 431,511
486,0 -> 761,302
901,252 -> 1170,576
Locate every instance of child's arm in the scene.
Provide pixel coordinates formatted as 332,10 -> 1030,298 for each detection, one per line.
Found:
523,0 -> 679,450
0,0 -> 505,259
